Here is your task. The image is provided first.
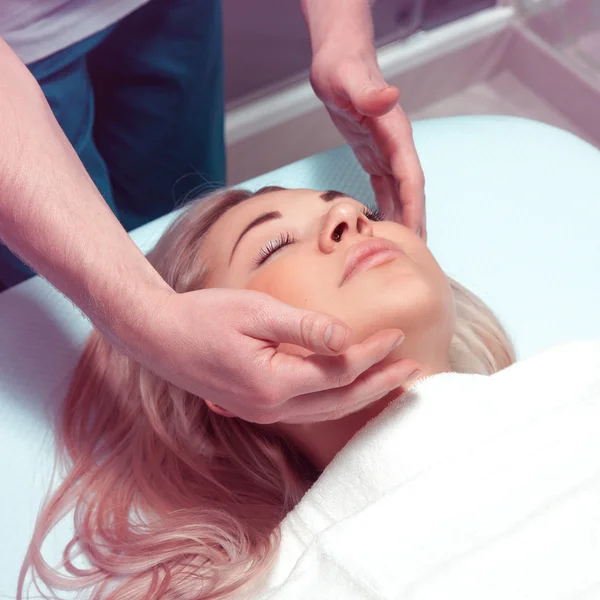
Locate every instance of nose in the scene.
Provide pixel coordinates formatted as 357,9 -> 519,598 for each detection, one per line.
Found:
319,202 -> 373,254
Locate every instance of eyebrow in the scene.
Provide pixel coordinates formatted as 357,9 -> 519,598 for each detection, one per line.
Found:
228,190 -> 351,264
229,210 -> 282,264
320,190 -> 350,202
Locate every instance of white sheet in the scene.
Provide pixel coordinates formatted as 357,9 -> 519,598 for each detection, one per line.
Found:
2,116 -> 600,597
257,342 -> 600,599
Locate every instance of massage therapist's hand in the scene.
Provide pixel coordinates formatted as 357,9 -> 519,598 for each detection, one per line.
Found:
140,288 -> 421,424
0,39 -> 419,426
302,0 -> 426,239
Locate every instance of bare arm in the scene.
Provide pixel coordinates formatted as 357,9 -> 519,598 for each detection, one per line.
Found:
0,38 -> 170,349
300,0 -> 374,56
0,37 -> 421,423
300,0 -> 426,236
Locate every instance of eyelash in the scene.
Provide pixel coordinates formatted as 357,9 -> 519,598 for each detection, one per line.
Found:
362,206 -> 383,221
254,232 -> 296,265
253,205 -> 383,265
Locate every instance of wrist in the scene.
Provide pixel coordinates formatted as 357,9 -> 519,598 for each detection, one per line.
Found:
310,41 -> 380,103
301,0 -> 374,56
87,262 -> 175,357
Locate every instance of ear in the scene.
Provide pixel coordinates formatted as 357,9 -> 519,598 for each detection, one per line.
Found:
204,399 -> 236,418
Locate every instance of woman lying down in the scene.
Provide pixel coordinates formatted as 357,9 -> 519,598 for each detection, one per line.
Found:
19,187 -> 600,599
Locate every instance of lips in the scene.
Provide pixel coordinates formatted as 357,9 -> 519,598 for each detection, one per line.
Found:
341,238 -> 403,285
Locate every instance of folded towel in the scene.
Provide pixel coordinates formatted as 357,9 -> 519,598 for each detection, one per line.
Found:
257,341 -> 600,599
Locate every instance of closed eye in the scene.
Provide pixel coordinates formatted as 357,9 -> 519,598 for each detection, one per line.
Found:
362,206 -> 384,221
254,232 -> 296,265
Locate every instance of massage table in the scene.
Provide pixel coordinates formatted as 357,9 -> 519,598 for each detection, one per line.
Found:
1,116 -> 600,597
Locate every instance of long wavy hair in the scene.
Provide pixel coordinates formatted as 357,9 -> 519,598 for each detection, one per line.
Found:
18,187 -> 515,599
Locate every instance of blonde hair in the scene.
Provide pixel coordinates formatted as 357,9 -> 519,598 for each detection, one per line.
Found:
19,187 -> 515,599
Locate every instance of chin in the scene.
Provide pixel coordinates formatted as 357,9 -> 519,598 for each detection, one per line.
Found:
346,271 -> 454,344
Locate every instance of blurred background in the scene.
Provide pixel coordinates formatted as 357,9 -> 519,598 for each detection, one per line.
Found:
224,0 -> 496,104
223,0 -> 600,183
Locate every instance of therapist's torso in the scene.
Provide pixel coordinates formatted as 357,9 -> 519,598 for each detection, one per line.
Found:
1,0 -> 151,64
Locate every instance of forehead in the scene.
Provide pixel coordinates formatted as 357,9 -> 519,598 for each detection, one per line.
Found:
224,188 -> 316,227
206,188 -> 321,241
200,189 -> 312,263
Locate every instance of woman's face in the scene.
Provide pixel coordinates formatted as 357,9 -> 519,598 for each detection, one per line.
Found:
203,189 -> 455,369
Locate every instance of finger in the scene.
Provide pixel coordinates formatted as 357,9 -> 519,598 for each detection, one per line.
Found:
398,176 -> 425,232
385,175 -> 401,222
356,85 -> 400,118
420,194 -> 428,243
390,146 -> 425,231
280,358 -> 422,424
371,174 -> 396,221
345,75 -> 400,118
242,297 -> 354,354
392,157 -> 425,231
270,328 -> 406,398
372,108 -> 424,232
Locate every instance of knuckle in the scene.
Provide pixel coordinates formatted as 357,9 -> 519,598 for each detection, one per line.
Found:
415,168 -> 426,188
299,312 -> 321,348
330,394 -> 352,420
383,366 -> 404,388
334,365 -> 359,389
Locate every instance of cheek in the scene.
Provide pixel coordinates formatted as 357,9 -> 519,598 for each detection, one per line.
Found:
401,248 -> 456,335
245,259 -> 335,359
245,258 -> 331,311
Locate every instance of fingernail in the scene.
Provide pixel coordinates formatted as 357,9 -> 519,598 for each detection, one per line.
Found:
391,334 -> 405,350
408,369 -> 421,381
324,323 -> 347,351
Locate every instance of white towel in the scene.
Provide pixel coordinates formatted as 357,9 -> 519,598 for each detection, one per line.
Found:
256,341 -> 600,599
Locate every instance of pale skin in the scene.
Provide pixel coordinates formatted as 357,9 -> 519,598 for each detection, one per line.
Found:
202,189 -> 455,468
303,0 -> 426,234
0,0 -> 425,424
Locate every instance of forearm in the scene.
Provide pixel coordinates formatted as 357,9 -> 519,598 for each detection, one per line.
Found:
0,41 -> 170,347
300,0 -> 375,55
0,165 -> 169,345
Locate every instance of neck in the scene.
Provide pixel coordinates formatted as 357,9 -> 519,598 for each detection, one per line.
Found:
278,360 -> 450,471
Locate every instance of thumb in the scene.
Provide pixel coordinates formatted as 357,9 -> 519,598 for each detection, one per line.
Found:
344,72 -> 400,118
245,299 -> 353,355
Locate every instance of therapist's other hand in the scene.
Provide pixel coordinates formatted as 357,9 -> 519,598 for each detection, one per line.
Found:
140,288 -> 420,425
311,47 -> 426,240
